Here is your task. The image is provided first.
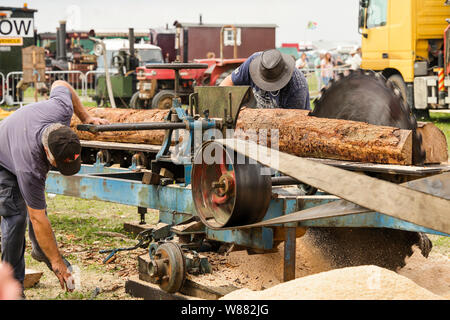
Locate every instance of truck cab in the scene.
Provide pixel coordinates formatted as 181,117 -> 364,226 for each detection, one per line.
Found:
359,0 -> 450,116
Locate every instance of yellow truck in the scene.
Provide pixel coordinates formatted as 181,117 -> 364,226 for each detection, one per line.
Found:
358,0 -> 450,116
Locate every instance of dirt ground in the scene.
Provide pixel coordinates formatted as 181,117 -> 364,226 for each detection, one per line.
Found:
23,224 -> 450,300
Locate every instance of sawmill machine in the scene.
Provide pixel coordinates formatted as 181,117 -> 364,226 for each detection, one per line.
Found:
45,65 -> 450,294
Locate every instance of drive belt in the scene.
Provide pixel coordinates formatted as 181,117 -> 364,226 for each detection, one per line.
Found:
214,139 -> 450,234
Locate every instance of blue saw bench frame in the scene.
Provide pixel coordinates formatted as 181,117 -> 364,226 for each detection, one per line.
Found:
45,161 -> 449,253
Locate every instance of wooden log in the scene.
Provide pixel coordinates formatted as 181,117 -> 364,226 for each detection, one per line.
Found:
235,108 -> 413,165
71,107 -> 169,145
24,269 -> 43,288
71,107 -> 447,165
417,122 -> 448,164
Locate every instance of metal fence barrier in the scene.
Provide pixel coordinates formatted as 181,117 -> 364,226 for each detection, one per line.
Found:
84,70 -> 104,99
1,67 -> 353,106
3,70 -> 86,106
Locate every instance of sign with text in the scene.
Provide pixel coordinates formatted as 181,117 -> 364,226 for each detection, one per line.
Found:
0,37 -> 23,46
0,18 -> 34,37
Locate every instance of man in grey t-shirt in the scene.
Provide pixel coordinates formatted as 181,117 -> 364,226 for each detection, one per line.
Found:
0,80 -> 108,294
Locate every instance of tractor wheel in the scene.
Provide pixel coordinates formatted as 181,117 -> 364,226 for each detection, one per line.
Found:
151,90 -> 175,109
129,91 -> 149,109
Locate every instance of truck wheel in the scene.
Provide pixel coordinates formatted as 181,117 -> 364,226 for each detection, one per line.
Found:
151,90 -> 175,109
130,91 -> 148,109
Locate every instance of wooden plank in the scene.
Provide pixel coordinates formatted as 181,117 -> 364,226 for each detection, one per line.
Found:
123,222 -> 153,236
80,140 -> 163,153
137,254 -> 238,300
306,158 -> 450,176
125,277 -> 189,300
24,269 -> 43,288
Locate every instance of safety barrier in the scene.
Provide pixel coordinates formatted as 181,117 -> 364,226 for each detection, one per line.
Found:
3,70 -> 86,106
1,67 -> 354,106
84,70 -> 104,99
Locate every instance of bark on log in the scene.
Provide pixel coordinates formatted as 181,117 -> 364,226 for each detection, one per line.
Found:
235,108 -> 413,165
417,122 -> 449,164
71,107 -> 169,144
70,107 -> 447,165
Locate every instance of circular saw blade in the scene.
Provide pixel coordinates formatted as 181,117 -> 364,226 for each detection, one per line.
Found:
310,70 -> 425,165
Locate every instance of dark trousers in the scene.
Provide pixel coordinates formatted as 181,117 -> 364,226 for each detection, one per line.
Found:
0,165 -> 49,289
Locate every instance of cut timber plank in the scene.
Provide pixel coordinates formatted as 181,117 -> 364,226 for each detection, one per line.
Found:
125,276 -> 189,300
123,222 -> 153,237
24,269 -> 43,288
138,254 -> 238,300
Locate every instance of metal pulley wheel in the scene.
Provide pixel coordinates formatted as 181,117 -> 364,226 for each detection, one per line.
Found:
191,140 -> 272,229
147,242 -> 186,293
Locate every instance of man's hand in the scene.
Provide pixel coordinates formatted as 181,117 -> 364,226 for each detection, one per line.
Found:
28,206 -> 74,292
84,116 -> 110,125
51,259 -> 74,292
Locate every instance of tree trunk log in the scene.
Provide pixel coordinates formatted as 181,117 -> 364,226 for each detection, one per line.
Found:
71,107 -> 447,165
417,122 -> 448,164
71,107 -> 169,145
235,108 -> 413,165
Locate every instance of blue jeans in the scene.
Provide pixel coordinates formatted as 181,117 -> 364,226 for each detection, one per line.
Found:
0,165 -> 48,290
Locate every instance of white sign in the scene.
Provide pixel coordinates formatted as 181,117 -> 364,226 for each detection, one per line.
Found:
0,18 -> 34,37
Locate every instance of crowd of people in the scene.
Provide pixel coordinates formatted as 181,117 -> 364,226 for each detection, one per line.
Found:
295,47 -> 362,88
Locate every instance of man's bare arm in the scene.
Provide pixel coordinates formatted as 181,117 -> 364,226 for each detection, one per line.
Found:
51,80 -> 109,125
27,206 -> 73,291
219,74 -> 234,86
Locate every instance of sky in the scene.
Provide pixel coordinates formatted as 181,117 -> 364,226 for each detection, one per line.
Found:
5,0 -> 361,47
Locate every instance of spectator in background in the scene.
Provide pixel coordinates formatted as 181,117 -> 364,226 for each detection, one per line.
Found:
314,52 -> 325,88
295,52 -> 309,69
320,52 -> 334,87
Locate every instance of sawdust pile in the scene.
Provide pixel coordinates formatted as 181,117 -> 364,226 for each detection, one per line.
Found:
398,247 -> 450,299
192,235 -> 332,290
220,265 -> 444,300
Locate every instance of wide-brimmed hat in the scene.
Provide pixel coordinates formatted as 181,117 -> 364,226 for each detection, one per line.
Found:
48,126 -> 81,176
249,49 -> 295,92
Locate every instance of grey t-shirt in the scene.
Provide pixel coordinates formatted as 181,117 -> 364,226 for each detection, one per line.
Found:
0,86 -> 73,209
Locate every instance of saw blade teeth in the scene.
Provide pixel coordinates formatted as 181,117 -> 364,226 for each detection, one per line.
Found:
313,97 -> 319,105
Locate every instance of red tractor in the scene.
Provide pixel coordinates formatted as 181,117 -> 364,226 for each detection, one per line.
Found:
130,25 -> 246,109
